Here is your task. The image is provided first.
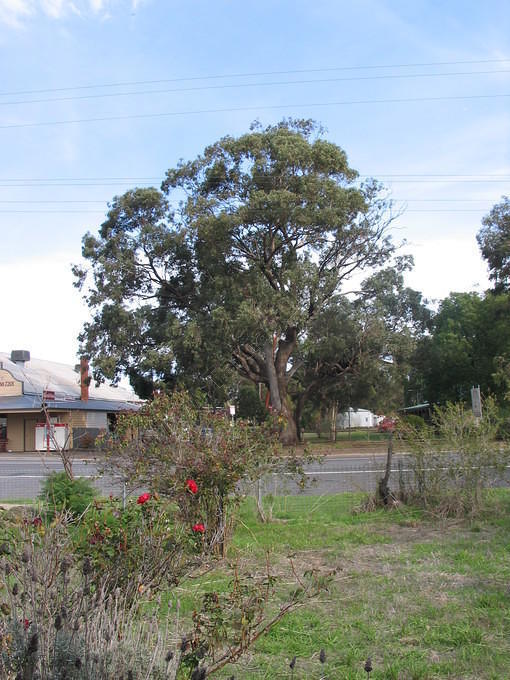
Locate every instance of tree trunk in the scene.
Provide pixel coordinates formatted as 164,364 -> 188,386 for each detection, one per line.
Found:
274,328 -> 299,445
294,394 -> 305,443
235,327 -> 300,445
264,341 -> 282,412
329,402 -> 338,442
378,432 -> 394,505
280,398 -> 299,446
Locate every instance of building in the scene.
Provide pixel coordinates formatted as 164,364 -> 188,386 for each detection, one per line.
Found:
337,408 -> 383,429
0,350 -> 141,452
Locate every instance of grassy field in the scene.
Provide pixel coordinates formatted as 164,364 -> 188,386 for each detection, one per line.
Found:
172,491 -> 510,679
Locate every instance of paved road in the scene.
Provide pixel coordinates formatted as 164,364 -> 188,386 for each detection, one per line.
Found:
0,452 -> 408,500
1,451 -> 507,501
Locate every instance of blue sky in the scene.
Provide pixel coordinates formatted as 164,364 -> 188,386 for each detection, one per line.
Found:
0,0 -> 509,364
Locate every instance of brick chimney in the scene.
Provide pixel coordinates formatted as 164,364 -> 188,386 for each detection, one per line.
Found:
80,357 -> 90,402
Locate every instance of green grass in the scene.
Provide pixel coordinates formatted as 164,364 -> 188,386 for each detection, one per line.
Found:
303,430 -> 390,443
173,490 -> 510,679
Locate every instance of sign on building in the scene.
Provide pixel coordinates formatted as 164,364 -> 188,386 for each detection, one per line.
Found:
0,369 -> 23,397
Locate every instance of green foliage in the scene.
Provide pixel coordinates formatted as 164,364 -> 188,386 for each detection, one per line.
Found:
401,414 -> 427,430
182,561 -> 332,677
75,119 -> 399,443
39,472 -> 97,517
0,514 -> 178,679
0,497 -> 332,679
477,196 -> 510,291
100,391 -> 307,555
399,397 -> 509,516
236,382 -> 268,423
290,269 -> 429,439
73,494 -> 195,601
409,291 -> 510,405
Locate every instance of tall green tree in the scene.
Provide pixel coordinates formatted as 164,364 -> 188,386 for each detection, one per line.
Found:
409,291 -> 510,405
296,268 -> 429,439
477,196 -> 510,291
75,119 -> 397,444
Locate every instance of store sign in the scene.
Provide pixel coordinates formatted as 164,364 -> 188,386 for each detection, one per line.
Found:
0,369 -> 23,396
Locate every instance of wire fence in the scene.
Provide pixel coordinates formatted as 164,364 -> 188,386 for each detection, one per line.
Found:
0,464 -> 408,502
0,474 -> 132,503
0,460 -> 508,503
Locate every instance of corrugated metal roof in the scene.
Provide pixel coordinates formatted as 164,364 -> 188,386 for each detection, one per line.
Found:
0,353 -> 141,404
0,396 -> 44,412
0,395 -> 139,413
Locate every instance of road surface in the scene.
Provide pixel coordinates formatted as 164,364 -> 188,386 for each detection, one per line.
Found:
0,451 -> 409,500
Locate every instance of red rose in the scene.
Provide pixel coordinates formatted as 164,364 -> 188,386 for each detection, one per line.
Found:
192,523 -> 205,534
137,493 -> 151,505
186,479 -> 198,494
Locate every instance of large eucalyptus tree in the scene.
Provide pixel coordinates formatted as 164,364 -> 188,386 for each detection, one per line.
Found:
75,119 -> 397,444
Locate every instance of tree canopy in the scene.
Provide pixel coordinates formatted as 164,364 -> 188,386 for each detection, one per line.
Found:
75,119 -> 403,443
477,196 -> 510,291
408,291 -> 510,405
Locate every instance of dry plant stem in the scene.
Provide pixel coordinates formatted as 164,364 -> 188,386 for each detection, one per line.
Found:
205,600 -> 306,676
41,401 -> 74,480
378,432 -> 394,505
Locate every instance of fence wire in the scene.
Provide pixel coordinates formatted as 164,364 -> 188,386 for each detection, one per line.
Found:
0,464 -> 408,502
0,460 -> 508,502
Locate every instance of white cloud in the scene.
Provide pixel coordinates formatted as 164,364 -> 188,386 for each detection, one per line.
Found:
0,0 -> 142,25
0,0 -> 33,27
0,253 -> 89,365
404,238 -> 489,302
88,0 -> 103,12
40,0 -> 68,18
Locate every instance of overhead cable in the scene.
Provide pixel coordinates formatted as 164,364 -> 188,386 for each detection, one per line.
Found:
1,92 -> 509,130
1,57 -> 509,97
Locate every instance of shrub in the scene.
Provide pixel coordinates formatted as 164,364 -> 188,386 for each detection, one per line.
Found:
73,493 -> 197,602
0,507 -> 331,680
99,391 -> 309,556
398,397 -> 509,516
39,472 -> 97,517
0,513 -> 176,679
400,414 -> 427,431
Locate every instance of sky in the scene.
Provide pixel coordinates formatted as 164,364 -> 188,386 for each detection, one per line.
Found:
0,0 -> 509,366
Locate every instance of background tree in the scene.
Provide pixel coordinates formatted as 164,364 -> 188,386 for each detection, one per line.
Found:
477,196 -> 510,291
296,268 -> 429,440
75,119 -> 399,444
408,291 -> 510,405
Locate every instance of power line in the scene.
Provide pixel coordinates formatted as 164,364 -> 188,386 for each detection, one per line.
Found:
367,173 -> 510,178
0,208 -> 491,214
2,68 -> 509,107
1,92 -> 508,130
1,57 -> 509,97
0,200 -> 110,203
0,174 -> 508,181
0,209 -> 105,213
0,172 -> 510,186
0,177 -> 162,181
0,198 -> 499,204
0,182 -> 157,187
1,180 -> 508,187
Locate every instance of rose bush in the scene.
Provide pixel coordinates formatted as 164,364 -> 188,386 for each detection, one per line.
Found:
73,493 -> 198,601
99,391 -> 309,555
